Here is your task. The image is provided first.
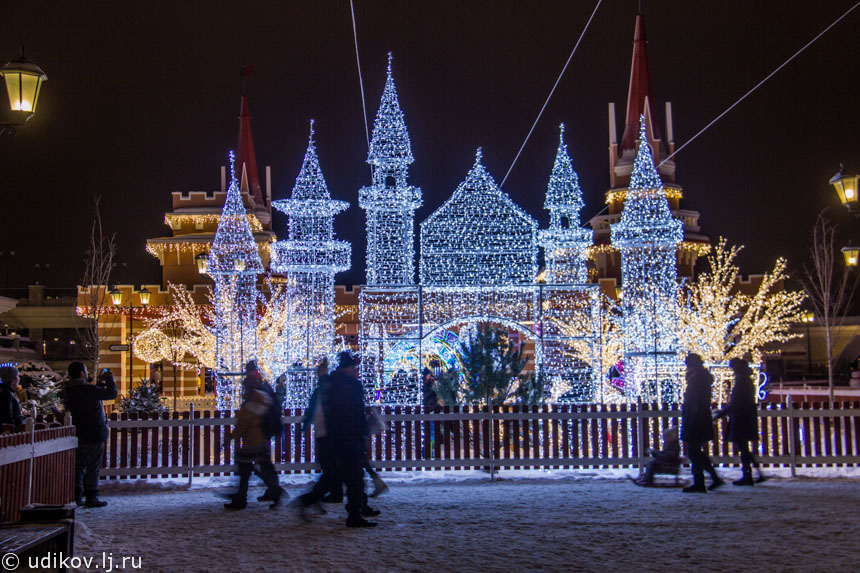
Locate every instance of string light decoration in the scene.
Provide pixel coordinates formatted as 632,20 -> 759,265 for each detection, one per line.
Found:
421,149 -> 538,285
270,120 -> 351,406
537,124 -> 591,284
676,237 -> 805,365
611,116 -> 684,403
207,151 -> 263,410
359,53 -> 422,285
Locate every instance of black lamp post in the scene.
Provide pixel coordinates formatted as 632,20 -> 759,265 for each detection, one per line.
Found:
0,47 -> 47,135
110,287 -> 151,390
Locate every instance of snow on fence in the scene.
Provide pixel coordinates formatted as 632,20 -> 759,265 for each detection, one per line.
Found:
0,423 -> 77,522
96,401 -> 860,481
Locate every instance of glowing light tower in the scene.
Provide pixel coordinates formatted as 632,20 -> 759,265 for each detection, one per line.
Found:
270,121 -> 350,406
611,116 -> 683,403
538,124 -> 591,284
359,53 -> 422,285
208,152 -> 264,410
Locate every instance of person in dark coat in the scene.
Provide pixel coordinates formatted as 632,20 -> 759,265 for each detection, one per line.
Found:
307,351 -> 376,527
63,362 -> 118,507
715,358 -> 765,486
680,354 -> 723,493
299,358 -> 339,512
0,365 -> 23,431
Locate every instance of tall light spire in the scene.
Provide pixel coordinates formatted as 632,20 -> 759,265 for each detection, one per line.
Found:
612,116 -> 682,403
538,124 -> 591,284
359,53 -> 422,285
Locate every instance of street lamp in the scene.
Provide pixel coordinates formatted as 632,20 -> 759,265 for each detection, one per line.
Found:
0,47 -> 47,135
841,243 -> 859,267
195,252 -> 209,275
830,165 -> 860,212
110,287 -> 151,390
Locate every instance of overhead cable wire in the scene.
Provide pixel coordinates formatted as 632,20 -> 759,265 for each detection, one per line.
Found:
350,0 -> 371,154
659,1 -> 860,167
501,0 -> 603,188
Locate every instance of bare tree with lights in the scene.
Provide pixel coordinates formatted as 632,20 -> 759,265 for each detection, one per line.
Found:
801,214 -> 860,402
677,238 -> 805,365
77,197 -> 118,374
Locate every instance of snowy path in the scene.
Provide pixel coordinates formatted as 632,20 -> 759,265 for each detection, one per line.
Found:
73,471 -> 860,572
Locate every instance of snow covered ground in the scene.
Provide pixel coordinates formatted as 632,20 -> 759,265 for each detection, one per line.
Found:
72,468 -> 860,572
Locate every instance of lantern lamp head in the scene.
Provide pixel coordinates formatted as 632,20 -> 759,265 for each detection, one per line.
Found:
829,164 -> 860,211
0,49 -> 47,124
109,288 -> 123,306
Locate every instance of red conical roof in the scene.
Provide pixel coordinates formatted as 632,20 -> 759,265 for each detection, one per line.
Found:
620,13 -> 662,152
237,94 -> 264,205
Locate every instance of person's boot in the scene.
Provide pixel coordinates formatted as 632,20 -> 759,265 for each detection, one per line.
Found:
84,493 -> 108,508
370,474 -> 389,498
733,472 -> 755,486
682,483 -> 707,493
346,513 -> 378,528
708,476 -> 725,491
361,504 -> 381,517
321,491 -> 343,503
258,486 -> 287,503
223,494 -> 247,510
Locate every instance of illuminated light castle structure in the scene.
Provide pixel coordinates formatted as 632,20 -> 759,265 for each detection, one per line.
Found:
360,56 -> 601,404
537,125 -> 592,284
269,121 -> 350,407
359,54 -> 423,286
611,117 -> 683,403
208,153 -> 264,410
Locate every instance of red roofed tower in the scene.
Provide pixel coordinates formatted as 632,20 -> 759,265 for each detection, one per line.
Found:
237,93 -> 272,230
588,11 -> 709,289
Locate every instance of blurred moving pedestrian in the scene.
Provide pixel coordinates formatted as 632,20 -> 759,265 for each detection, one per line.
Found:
224,378 -> 284,510
63,362 -> 118,507
299,358 -> 338,515
315,351 -> 376,527
715,358 -> 766,486
681,354 -> 723,493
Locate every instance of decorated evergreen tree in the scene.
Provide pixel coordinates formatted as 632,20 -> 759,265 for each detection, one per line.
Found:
119,378 -> 168,415
461,324 -> 529,406
435,368 -> 463,406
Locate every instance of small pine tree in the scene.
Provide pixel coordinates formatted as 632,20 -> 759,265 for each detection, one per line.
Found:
119,378 -> 168,415
461,324 -> 530,407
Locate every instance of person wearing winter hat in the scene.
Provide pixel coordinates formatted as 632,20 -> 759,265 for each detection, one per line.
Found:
681,354 -> 723,493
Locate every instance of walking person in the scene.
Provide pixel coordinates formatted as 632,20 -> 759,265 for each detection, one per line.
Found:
0,365 -> 23,431
224,379 -> 284,509
681,354 -> 723,493
298,358 -> 339,514
63,362 -> 118,507
309,351 -> 376,527
715,358 -> 766,486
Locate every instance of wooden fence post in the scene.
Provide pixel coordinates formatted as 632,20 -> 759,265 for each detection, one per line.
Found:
188,402 -> 195,486
636,396 -> 644,478
786,395 -> 797,478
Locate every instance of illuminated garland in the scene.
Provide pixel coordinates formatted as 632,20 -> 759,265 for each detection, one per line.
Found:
359,53 -> 422,285
164,213 -> 264,232
606,186 -> 683,205
611,116 -> 683,402
587,241 -> 710,257
537,124 -> 591,284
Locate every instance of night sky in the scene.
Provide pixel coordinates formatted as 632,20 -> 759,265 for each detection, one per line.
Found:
2,1 -> 859,290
